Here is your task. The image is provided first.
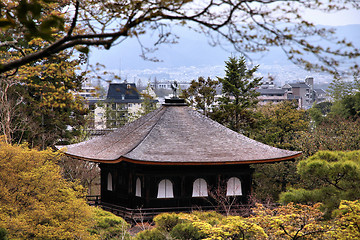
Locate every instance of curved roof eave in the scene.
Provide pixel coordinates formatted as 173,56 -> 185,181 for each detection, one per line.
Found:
60,151 -> 302,165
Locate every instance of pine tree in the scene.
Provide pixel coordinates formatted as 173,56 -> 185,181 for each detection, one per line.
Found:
212,56 -> 262,133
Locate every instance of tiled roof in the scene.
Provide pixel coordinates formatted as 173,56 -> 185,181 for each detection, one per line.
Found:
58,104 -> 301,165
107,83 -> 140,100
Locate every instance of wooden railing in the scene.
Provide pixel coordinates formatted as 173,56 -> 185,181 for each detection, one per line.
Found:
86,195 -> 101,206
86,195 -> 253,222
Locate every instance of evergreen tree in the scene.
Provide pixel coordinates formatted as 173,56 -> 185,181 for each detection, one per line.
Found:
211,56 -> 262,133
279,150 -> 360,217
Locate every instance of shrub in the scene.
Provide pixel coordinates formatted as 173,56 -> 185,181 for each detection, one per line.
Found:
135,228 -> 167,240
153,213 -> 182,232
0,228 -> 8,240
170,222 -> 204,240
89,207 -> 131,239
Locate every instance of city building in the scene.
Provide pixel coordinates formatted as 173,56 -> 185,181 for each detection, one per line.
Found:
257,77 -> 326,109
84,83 -> 157,131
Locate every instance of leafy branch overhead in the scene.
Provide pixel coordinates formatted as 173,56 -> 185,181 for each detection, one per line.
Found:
1,0 -> 359,74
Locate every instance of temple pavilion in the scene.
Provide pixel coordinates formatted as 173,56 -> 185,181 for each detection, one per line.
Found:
59,98 -> 301,219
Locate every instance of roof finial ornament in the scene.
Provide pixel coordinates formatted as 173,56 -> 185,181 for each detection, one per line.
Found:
171,81 -> 178,98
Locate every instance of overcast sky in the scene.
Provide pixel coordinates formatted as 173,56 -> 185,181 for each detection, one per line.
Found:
88,6 -> 360,77
303,8 -> 360,26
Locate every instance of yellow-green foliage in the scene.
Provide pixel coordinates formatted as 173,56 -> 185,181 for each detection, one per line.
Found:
135,228 -> 167,240
0,141 -> 95,239
251,203 -> 331,240
153,212 -> 182,232
193,215 -> 267,240
138,202 -> 360,240
90,207 -> 131,239
332,200 -> 360,239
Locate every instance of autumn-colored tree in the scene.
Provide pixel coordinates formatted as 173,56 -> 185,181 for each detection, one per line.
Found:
279,150 -> 360,217
0,140 -> 95,239
0,1 -> 359,75
211,56 -> 262,133
182,76 -> 219,116
0,37 -> 88,148
292,116 -> 360,158
137,204 -> 334,240
251,203 -> 331,240
332,200 -> 360,239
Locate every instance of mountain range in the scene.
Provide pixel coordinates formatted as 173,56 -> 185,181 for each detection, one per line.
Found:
88,24 -> 360,87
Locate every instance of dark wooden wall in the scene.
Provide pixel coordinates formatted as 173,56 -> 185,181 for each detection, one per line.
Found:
100,162 -> 253,210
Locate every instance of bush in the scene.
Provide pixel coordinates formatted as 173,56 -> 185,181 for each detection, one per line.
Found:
190,211 -> 224,226
0,228 -> 8,240
89,207 -> 131,239
135,228 -> 167,240
170,222 -> 204,240
153,213 -> 182,232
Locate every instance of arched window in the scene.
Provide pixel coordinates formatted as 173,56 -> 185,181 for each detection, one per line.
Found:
157,179 -> 174,198
226,177 -> 242,196
192,178 -> 208,197
135,177 -> 142,197
107,172 -> 113,191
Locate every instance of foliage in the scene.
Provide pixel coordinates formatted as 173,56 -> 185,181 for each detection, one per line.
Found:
291,116 -> 360,158
135,228 -> 166,240
332,200 -> 360,239
136,204 -> 337,240
193,215 -> 267,240
0,37 -> 88,148
0,140 -> 95,239
308,102 -> 333,126
327,75 -> 356,102
0,228 -> 7,240
0,1 -> 359,75
170,222 -> 204,240
89,207 -> 131,240
326,73 -> 360,120
136,212 -> 205,240
251,203 -> 331,240
333,91 -> 360,120
249,101 -> 309,202
251,100 -> 309,149
279,150 -> 360,217
251,161 -> 301,202
182,76 -> 219,116
211,56 -> 262,133
153,213 -> 182,232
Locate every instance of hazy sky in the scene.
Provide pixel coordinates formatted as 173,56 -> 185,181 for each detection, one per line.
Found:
88,5 -> 360,76
303,8 -> 360,26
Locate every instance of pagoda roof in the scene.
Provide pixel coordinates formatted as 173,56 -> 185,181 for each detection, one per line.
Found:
58,103 -> 301,165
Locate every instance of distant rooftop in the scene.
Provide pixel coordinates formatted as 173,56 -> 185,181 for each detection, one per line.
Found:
107,83 -> 140,100
289,82 -> 310,88
257,88 -> 287,95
